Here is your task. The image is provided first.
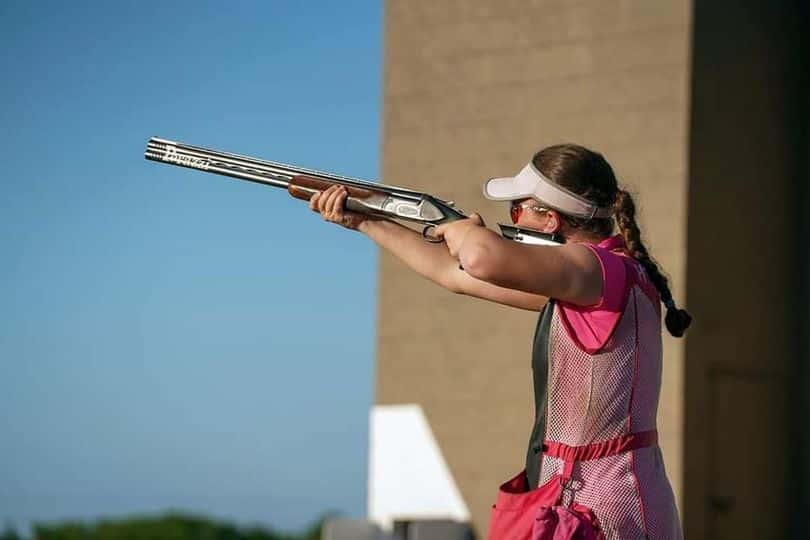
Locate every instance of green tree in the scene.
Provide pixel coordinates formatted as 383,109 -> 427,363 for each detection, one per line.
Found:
29,513 -> 330,540
0,526 -> 23,540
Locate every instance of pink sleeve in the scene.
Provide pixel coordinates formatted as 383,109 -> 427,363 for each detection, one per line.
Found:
557,245 -> 630,354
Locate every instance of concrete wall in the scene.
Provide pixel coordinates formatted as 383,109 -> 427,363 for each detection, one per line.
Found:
792,7 -> 809,538
684,0 -> 807,537
377,1 -> 693,534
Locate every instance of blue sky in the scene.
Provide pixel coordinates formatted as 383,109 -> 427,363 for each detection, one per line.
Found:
1,1 -> 382,533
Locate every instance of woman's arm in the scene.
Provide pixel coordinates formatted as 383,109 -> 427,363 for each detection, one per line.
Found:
359,219 -> 548,311
312,185 -> 548,311
453,225 -> 603,306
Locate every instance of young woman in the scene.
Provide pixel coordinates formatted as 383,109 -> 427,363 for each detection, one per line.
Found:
309,144 -> 690,540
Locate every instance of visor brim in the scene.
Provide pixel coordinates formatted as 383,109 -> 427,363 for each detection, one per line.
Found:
482,177 -> 534,201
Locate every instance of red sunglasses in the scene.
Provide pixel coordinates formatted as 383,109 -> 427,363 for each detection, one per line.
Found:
510,200 -> 549,224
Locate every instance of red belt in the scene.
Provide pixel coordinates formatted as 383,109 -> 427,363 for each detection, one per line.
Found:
542,429 -> 658,484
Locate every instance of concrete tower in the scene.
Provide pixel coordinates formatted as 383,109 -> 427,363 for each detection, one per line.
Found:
372,1 -> 808,537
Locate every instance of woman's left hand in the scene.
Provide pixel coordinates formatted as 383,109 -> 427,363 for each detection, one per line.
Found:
433,213 -> 486,258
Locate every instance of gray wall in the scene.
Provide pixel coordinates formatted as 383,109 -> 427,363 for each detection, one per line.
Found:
685,0 -> 808,537
791,3 -> 810,538
378,0 -> 807,537
378,1 -> 692,534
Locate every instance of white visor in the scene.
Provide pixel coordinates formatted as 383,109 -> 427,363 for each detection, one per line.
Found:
483,162 -> 612,219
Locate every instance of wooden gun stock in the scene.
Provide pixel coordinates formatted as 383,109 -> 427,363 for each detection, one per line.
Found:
287,175 -> 377,202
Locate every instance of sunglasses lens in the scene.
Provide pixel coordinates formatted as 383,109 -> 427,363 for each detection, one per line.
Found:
510,203 -> 522,223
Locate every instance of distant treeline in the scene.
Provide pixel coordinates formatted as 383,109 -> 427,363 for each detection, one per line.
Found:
0,513 -> 327,540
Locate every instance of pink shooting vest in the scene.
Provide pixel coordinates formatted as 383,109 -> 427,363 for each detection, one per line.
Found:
487,236 -> 682,540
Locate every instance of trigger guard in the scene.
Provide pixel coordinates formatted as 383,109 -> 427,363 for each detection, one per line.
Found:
422,224 -> 443,243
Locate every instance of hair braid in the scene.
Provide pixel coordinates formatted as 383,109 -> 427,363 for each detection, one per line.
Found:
614,189 -> 692,337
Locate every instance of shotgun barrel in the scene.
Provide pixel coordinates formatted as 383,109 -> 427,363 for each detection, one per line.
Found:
145,137 -> 466,230
144,137 -> 561,246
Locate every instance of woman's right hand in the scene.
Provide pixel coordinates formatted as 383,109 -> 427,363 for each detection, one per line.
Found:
309,184 -> 373,231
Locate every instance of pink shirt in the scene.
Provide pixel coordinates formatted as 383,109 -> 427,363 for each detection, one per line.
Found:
558,235 -> 660,354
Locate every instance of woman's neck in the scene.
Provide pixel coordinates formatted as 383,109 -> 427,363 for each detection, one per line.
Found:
563,228 -> 613,245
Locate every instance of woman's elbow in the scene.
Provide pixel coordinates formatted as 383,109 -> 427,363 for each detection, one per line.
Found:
459,244 -> 497,282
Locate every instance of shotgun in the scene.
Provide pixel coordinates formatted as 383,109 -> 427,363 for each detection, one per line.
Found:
144,137 -> 562,246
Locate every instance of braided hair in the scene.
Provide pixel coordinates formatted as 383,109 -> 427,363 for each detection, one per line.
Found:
532,144 -> 692,337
